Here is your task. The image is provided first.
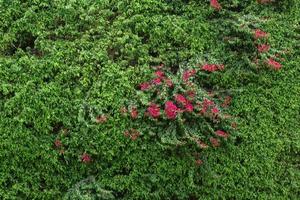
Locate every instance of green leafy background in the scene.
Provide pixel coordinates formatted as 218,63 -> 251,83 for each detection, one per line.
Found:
0,0 -> 299,199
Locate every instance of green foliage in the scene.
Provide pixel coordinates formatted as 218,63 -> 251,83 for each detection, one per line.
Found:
0,0 -> 299,199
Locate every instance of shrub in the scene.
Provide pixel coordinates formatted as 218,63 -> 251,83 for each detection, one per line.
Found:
122,63 -> 236,148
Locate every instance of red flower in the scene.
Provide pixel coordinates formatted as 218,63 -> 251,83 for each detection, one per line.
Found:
254,29 -> 268,39
147,103 -> 160,118
130,107 -> 138,119
54,139 -> 62,148
195,159 -> 203,166
210,137 -> 220,147
164,101 -> 178,119
183,69 -> 196,82
215,130 -> 229,138
152,78 -> 162,85
165,78 -> 173,88
211,107 -> 219,114
201,64 -> 224,72
185,103 -> 194,112
257,44 -> 270,53
210,0 -> 221,10
140,82 -> 151,91
175,94 -> 188,105
267,58 -> 281,70
96,115 -> 107,123
201,98 -> 214,113
155,70 -> 164,78
81,153 -> 91,163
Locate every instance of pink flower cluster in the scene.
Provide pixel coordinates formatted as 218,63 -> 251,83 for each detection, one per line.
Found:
210,0 -> 221,10
201,64 -> 224,72
253,29 -> 282,70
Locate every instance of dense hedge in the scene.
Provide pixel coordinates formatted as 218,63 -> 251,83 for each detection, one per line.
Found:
0,0 -> 299,199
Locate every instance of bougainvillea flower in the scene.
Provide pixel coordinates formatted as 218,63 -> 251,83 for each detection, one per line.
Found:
215,130 -> 229,138
211,107 -> 219,114
81,153 -> 91,163
155,70 -> 164,78
175,94 -> 188,105
147,103 -> 160,118
267,58 -> 281,70
185,103 -> 194,112
164,101 -> 178,119
140,82 -> 151,91
210,0 -> 221,10
152,78 -> 162,85
257,44 -> 270,53
254,29 -> 268,39
201,64 -> 224,72
130,107 -> 138,119
183,69 -> 197,82
54,139 -> 62,148
210,137 -> 220,147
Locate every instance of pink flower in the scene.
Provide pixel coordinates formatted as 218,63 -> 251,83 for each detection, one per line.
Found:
201,98 -> 214,113
201,64 -> 224,72
183,69 -> 197,82
175,94 -> 188,105
215,130 -> 229,138
140,82 -> 151,91
254,29 -> 268,39
210,0 -> 221,10
147,103 -> 160,118
267,58 -> 281,70
130,107 -> 138,119
185,103 -> 194,112
54,139 -> 62,148
164,101 -> 178,119
257,44 -> 270,53
155,70 -> 164,78
211,107 -> 219,114
130,107 -> 139,119
152,78 -> 162,85
210,137 -> 220,147
81,153 -> 91,163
